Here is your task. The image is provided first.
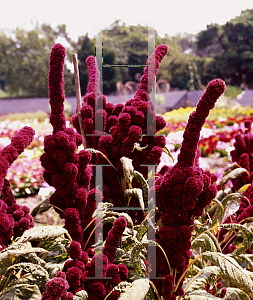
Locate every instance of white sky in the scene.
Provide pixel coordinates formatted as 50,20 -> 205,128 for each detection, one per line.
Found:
0,0 -> 253,41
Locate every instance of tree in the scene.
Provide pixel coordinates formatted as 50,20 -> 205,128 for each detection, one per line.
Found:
196,9 -> 253,87
77,33 -> 117,95
0,24 -> 75,97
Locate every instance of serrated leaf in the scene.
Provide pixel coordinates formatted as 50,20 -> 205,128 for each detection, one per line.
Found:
17,226 -> 68,243
0,283 -> 41,300
133,170 -> 149,203
183,290 -> 221,299
225,287 -> 251,300
201,252 -> 253,297
73,289 -> 88,300
212,193 -> 242,225
0,243 -> 48,276
220,168 -> 249,190
118,279 -> 149,300
125,188 -> 144,211
233,254 -> 253,269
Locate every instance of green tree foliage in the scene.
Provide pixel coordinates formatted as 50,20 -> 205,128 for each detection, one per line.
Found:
0,24 -> 75,97
196,9 -> 253,87
76,33 -> 117,95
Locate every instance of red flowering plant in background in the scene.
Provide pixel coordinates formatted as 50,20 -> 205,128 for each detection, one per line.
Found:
0,126 -> 35,249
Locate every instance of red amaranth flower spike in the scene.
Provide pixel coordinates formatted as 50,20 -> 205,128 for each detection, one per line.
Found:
177,79 -> 226,168
86,55 -> 101,95
48,43 -> 67,133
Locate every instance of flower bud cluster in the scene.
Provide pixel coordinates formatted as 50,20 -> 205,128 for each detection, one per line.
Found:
155,79 -> 226,299
71,45 -> 168,224
0,127 -> 35,247
61,239 -> 128,299
230,120 -> 253,191
41,271 -> 72,300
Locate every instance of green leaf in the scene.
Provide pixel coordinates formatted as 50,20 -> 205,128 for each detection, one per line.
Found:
135,217 -> 155,242
120,157 -> 134,186
17,226 -> 68,243
118,279 -> 149,300
183,290 -> 221,299
0,242 -> 48,276
0,283 -> 41,300
220,223 -> 253,255
183,266 -> 220,295
232,254 -> 253,269
201,252 -> 253,297
73,289 -> 88,300
122,236 -> 138,251
220,223 -> 253,240
238,184 -> 251,194
192,233 -> 218,252
225,287 -> 251,300
212,193 -> 242,225
220,168 -> 249,190
30,197 -> 51,217
133,170 -> 149,203
6,262 -> 49,293
125,188 -> 144,211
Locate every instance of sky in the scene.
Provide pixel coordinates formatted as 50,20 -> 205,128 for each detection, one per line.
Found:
0,0 -> 253,41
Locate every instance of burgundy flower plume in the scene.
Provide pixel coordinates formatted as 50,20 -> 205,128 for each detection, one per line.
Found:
178,79 -> 226,167
86,55 -> 101,95
48,43 -> 67,133
41,43 -> 96,249
0,126 -> 35,247
154,79 -> 225,299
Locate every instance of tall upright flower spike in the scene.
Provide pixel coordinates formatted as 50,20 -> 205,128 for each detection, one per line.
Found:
86,55 -> 101,96
48,43 -> 67,133
0,126 -> 35,246
155,79 -> 225,299
41,44 -> 95,248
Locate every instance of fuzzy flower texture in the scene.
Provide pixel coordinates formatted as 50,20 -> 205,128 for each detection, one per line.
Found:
42,42 -> 225,300
40,43 -> 99,249
154,79 -> 226,299
71,44 -> 168,225
0,126 -> 35,248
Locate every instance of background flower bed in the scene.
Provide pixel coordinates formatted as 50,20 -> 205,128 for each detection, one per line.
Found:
1,106 -> 251,198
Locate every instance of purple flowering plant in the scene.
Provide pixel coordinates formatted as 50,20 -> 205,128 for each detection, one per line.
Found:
1,41 -> 253,300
